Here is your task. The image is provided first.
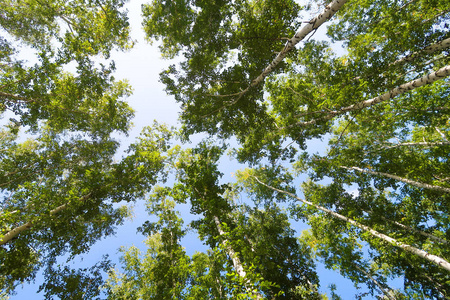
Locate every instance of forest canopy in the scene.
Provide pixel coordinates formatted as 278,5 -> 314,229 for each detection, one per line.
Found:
1,0 -> 450,299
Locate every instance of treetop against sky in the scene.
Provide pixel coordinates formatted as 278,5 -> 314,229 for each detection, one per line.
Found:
1,0 -> 450,299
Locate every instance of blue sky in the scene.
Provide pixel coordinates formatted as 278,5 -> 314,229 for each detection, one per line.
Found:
8,1 -> 402,299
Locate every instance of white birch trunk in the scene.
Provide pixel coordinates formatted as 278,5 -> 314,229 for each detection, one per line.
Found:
0,194 -> 90,245
293,65 -> 450,127
342,166 -> 450,193
381,141 -> 450,150
213,215 -> 263,299
354,264 -> 396,300
391,37 -> 450,66
230,0 -> 347,103
252,176 -> 450,272
376,214 -> 449,245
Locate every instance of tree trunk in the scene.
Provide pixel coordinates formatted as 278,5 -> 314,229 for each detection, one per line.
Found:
369,212 -> 449,245
213,215 -> 263,299
252,176 -> 450,272
342,166 -> 450,193
391,37 -> 450,66
380,141 -> 450,150
0,193 -> 91,245
227,0 -> 348,104
354,264 -> 396,300
291,65 -> 450,128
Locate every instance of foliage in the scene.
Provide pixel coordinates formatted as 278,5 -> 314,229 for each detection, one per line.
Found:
3,0 -> 450,298
141,0 -> 450,298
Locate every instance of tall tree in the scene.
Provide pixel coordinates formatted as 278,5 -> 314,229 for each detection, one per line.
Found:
144,0 -> 450,297
106,143 -> 323,299
1,1 -> 165,295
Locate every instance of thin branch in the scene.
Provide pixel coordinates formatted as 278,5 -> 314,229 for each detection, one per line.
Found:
435,127 -> 448,142
376,214 -> 449,245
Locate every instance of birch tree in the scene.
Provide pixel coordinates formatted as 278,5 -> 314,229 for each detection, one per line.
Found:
112,142 -> 323,299
0,1 -> 164,294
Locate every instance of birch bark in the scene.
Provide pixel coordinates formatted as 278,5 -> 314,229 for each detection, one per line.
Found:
213,215 -> 263,299
0,193 -> 91,245
230,0 -> 348,103
341,166 -> 450,193
252,176 -> 450,272
375,214 -> 449,245
391,37 -> 450,66
289,65 -> 450,128
354,264 -> 396,300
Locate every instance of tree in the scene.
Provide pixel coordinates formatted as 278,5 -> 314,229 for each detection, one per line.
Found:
143,0 -> 450,298
105,142 -> 323,299
0,1 -> 169,296
4,0 -> 450,298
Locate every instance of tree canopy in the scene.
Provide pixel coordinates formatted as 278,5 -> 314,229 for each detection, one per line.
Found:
2,0 -> 450,299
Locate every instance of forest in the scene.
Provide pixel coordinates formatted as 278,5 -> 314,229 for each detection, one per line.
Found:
1,0 -> 449,299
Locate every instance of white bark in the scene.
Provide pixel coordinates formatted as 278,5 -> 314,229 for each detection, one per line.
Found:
354,264 -> 396,300
213,215 -> 263,299
292,65 -> 450,127
214,215 -> 247,278
435,127 -> 448,141
229,0 -> 348,103
376,214 -> 449,245
0,194 -> 90,245
342,166 -> 450,193
391,37 -> 450,66
252,176 -> 450,272
380,141 -> 450,150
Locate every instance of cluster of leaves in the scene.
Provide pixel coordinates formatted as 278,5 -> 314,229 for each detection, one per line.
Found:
105,143 -> 322,299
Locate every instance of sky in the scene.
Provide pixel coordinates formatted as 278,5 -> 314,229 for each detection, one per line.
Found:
8,1 -> 402,299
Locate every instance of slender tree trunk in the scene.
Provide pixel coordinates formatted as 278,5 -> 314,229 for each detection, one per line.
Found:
289,65 -> 450,128
380,141 -> 450,150
391,37 -> 450,66
223,0 -> 348,104
213,215 -> 263,299
252,176 -> 450,272
0,193 -> 91,245
370,212 -> 449,245
341,166 -> 450,193
354,264 -> 396,300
